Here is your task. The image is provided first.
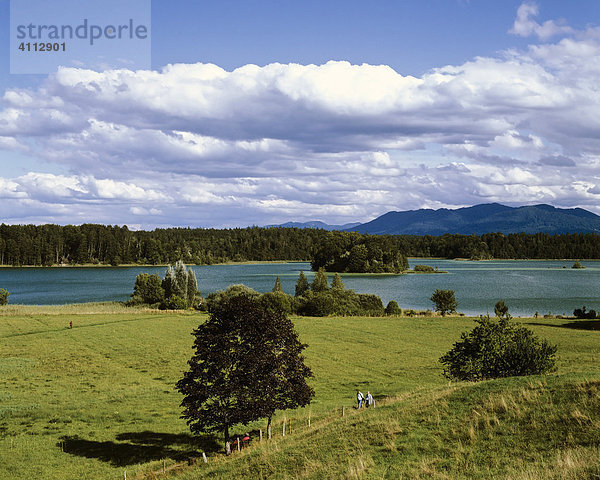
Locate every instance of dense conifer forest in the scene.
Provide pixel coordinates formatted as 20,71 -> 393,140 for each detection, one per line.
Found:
0,223 -> 598,267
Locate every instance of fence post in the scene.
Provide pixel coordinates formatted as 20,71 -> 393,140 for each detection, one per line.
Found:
282,419 -> 286,437
124,470 -> 126,480
289,418 -> 291,435
342,406 -> 345,417
268,425 -> 272,440
237,437 -> 240,452
259,429 -> 263,441
308,414 -> 311,428
202,452 -> 208,463
226,441 -> 231,455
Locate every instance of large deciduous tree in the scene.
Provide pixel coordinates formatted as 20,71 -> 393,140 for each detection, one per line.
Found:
176,293 -> 314,443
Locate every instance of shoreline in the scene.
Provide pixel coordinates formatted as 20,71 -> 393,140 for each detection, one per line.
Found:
0,302 -> 584,322
0,260 -> 310,268
1,258 -> 598,268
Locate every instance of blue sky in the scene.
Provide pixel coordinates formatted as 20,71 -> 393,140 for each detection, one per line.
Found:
0,0 -> 599,228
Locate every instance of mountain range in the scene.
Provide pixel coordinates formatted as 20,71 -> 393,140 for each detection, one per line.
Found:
271,204 -> 600,235
267,221 -> 362,231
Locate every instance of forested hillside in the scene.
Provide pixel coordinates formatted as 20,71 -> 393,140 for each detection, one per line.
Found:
0,224 -> 598,266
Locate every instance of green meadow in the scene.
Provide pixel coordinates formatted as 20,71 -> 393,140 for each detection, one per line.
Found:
1,304 -> 600,479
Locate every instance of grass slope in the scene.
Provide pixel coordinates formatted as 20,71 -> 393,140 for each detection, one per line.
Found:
175,376 -> 600,479
0,308 -> 599,479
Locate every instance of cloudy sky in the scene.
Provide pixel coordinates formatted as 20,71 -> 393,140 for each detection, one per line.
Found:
0,0 -> 599,228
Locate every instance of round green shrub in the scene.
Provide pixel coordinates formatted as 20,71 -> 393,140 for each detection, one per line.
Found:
385,300 -> 401,315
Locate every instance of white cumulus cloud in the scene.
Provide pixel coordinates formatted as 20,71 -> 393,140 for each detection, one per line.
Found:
0,3 -> 598,226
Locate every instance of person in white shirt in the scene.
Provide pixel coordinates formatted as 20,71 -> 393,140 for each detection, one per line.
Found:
357,390 -> 364,409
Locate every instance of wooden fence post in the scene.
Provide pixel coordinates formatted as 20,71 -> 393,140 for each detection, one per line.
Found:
288,418 -> 291,435
268,425 -> 272,440
259,429 -> 263,441
342,406 -> 345,417
236,437 -> 240,452
226,441 -> 231,455
202,452 -> 208,463
308,414 -> 311,427
124,470 -> 127,480
282,419 -> 286,437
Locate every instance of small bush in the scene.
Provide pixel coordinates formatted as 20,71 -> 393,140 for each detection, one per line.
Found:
356,294 -> 385,316
160,295 -> 188,310
573,306 -> 597,319
125,295 -> 144,307
572,261 -> 585,269
260,291 -> 293,315
385,300 -> 401,315
440,315 -> 557,381
297,291 -> 335,317
0,288 -> 10,306
494,300 -> 509,318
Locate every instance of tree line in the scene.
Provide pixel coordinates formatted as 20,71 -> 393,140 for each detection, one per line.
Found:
0,223 -> 599,266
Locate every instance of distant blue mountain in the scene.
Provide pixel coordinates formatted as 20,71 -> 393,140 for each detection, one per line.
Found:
268,221 -> 362,231
347,204 -> 600,235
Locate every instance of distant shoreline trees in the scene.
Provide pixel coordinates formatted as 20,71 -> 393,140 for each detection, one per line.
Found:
0,223 -> 599,267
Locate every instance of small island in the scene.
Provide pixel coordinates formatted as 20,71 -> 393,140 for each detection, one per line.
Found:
310,233 -> 408,273
409,264 -> 447,274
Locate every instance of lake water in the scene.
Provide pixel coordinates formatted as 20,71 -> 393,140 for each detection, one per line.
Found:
0,259 -> 598,317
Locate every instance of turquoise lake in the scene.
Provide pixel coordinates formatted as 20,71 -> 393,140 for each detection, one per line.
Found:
0,259 -> 598,317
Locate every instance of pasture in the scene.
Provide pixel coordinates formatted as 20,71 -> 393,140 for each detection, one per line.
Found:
1,305 -> 599,478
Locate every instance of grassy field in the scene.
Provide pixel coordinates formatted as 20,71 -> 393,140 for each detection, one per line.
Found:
1,306 -> 599,479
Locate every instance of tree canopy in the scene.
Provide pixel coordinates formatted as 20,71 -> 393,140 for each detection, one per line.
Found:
310,232 -> 409,273
430,289 -> 458,316
176,293 -> 314,442
0,223 -> 599,267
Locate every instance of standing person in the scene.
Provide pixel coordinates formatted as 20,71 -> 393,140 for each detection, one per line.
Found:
365,391 -> 374,408
357,390 -> 364,409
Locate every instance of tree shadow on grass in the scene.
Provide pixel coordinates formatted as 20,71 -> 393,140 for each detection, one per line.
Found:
526,320 -> 600,331
59,431 -> 220,467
